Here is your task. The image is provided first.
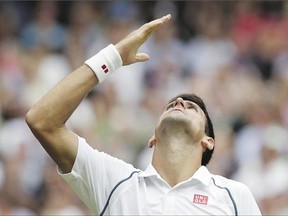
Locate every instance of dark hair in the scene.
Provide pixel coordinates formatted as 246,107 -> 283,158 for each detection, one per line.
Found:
168,93 -> 215,166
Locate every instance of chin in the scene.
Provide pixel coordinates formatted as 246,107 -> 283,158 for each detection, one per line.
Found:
158,114 -> 191,133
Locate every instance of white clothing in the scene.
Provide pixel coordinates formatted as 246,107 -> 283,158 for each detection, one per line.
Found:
59,136 -> 261,215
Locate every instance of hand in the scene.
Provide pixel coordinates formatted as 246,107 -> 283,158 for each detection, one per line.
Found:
115,14 -> 172,66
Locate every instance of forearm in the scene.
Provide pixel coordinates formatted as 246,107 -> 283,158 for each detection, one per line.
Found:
26,65 -> 97,131
26,14 -> 172,131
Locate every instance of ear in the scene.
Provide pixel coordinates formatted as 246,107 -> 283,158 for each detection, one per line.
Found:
148,135 -> 157,148
201,136 -> 215,151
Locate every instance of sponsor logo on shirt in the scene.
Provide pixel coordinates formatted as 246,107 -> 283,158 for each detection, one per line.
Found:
193,194 -> 208,205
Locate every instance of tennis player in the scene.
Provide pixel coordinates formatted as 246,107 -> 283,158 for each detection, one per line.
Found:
26,14 -> 261,215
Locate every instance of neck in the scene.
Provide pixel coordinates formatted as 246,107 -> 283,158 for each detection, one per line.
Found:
152,133 -> 202,187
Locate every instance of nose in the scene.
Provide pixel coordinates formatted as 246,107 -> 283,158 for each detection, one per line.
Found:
173,97 -> 185,108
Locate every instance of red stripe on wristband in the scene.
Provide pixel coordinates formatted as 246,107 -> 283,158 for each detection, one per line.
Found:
101,64 -> 109,73
85,44 -> 122,83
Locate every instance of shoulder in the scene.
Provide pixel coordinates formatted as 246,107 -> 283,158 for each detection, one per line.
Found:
210,173 -> 257,205
211,174 -> 259,208
211,174 -> 251,193
209,171 -> 261,215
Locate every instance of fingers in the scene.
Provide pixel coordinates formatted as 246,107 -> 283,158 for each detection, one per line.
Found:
151,14 -> 172,26
141,14 -> 172,36
115,14 -> 172,66
135,53 -> 150,62
132,15 -> 171,63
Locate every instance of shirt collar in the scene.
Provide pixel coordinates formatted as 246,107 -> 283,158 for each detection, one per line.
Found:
139,163 -> 159,178
189,165 -> 212,186
139,163 -> 212,187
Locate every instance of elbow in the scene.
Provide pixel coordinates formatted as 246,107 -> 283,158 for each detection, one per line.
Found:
25,108 -> 48,133
25,106 -> 62,135
25,108 -> 40,131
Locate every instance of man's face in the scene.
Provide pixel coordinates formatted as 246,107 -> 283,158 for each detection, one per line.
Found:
156,97 -> 207,142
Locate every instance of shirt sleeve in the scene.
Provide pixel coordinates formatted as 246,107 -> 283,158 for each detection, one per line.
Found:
233,182 -> 262,215
58,136 -> 137,215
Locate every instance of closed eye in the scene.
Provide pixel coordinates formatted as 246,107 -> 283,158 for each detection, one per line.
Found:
165,102 -> 174,111
186,101 -> 197,110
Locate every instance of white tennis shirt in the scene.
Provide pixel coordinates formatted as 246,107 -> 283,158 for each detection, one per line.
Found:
59,136 -> 261,215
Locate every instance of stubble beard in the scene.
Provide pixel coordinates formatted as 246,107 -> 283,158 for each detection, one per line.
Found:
156,113 -> 203,144
157,114 -> 193,141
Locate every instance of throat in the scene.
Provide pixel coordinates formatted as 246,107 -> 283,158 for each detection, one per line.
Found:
152,139 -> 201,187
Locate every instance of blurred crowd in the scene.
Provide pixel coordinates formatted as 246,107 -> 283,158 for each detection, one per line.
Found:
0,1 -> 288,215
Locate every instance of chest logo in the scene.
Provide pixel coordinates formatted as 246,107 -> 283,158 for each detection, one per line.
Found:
193,194 -> 208,205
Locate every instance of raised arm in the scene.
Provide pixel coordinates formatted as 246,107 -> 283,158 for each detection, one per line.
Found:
25,14 -> 171,173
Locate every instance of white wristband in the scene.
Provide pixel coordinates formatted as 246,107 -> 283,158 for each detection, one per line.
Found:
85,44 -> 123,83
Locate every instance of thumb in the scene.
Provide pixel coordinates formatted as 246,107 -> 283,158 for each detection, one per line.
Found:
135,53 -> 150,62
